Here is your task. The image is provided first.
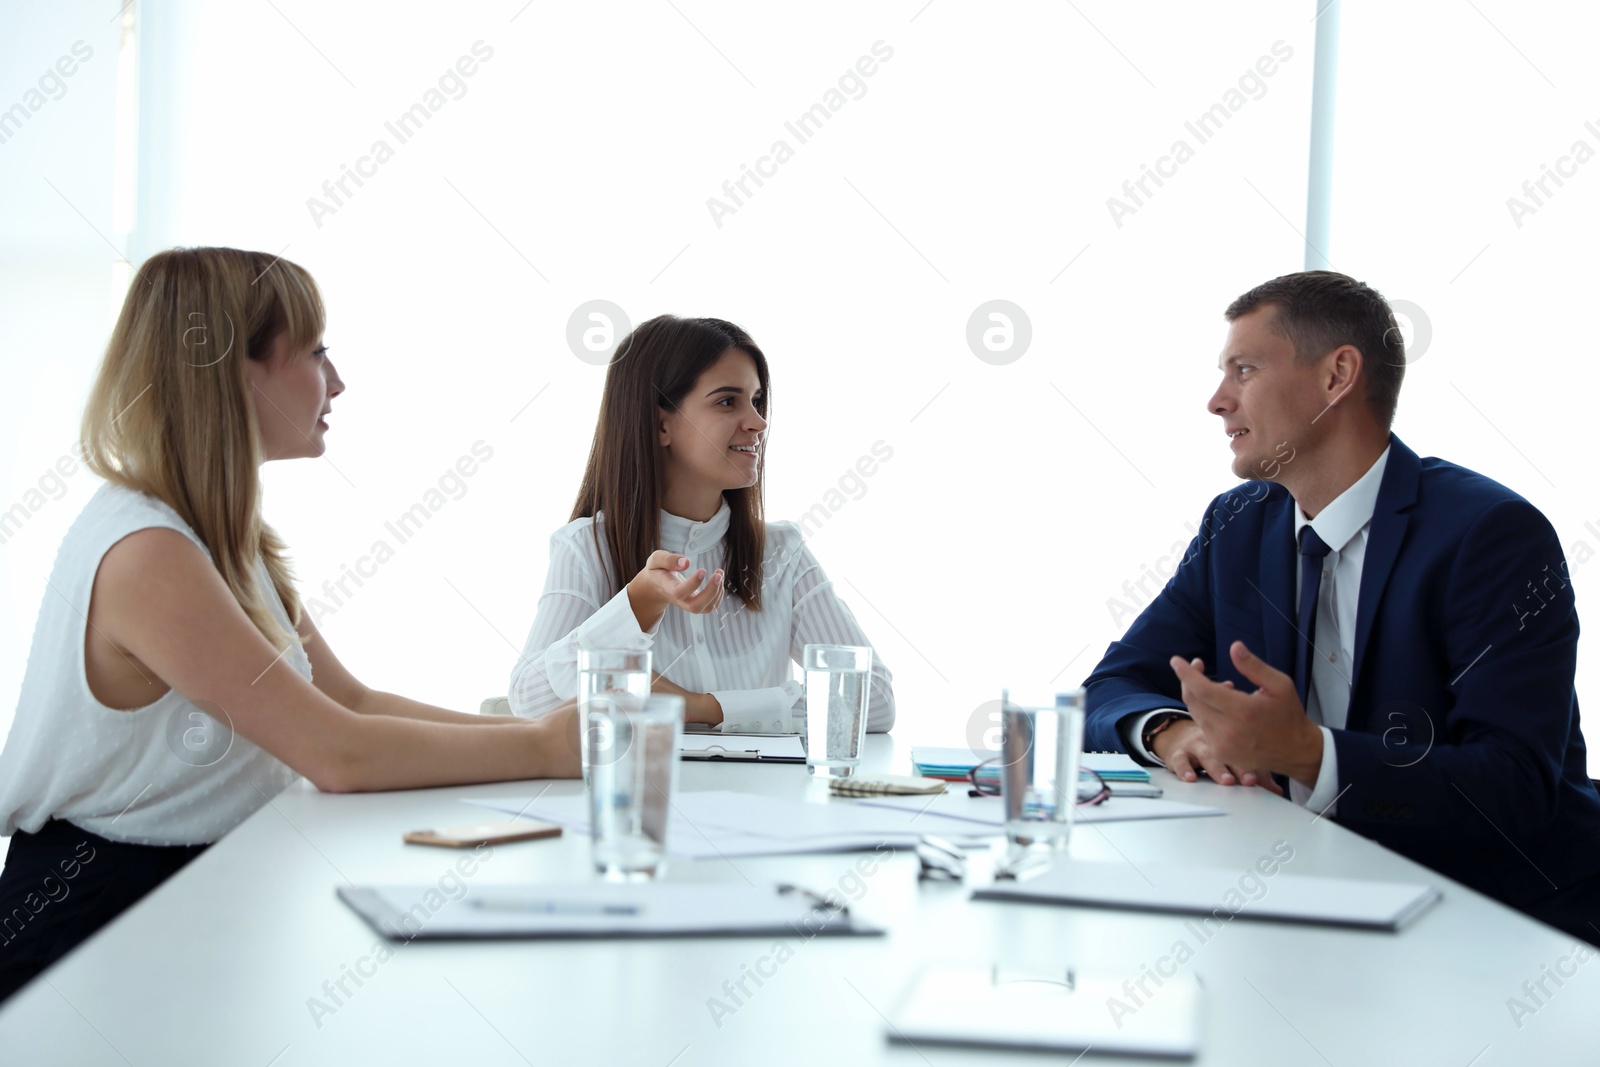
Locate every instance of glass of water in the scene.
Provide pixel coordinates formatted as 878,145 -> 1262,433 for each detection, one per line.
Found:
802,644 -> 873,778
577,649 -> 651,786
997,687 -> 1086,851
587,693 -> 683,881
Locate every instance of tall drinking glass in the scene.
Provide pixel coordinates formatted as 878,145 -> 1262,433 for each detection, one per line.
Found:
998,687 -> 1086,850
577,649 -> 651,786
587,693 -> 684,881
803,644 -> 873,778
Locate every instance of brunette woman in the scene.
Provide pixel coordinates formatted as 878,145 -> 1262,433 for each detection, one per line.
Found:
509,314 -> 894,733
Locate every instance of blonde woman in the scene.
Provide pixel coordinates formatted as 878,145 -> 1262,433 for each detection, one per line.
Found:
0,247 -> 577,1003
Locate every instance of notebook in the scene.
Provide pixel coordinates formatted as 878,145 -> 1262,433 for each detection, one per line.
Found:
912,747 -> 1152,783
828,774 -> 947,797
888,964 -> 1200,1058
338,881 -> 884,940
973,860 -> 1440,932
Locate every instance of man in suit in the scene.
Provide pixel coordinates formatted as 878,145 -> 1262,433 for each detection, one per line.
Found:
1083,270 -> 1600,943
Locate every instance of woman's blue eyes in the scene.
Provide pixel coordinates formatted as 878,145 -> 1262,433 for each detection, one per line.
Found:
312,346 -> 328,361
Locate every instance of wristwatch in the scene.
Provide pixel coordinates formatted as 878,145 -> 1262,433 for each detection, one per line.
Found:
1141,711 -> 1186,758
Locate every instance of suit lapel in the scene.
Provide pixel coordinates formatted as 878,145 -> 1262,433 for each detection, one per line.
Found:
1348,435 -> 1421,728
1257,489 -> 1298,679
1256,495 -> 1297,802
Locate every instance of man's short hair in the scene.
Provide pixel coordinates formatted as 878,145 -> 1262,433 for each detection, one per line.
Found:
1225,270 -> 1405,427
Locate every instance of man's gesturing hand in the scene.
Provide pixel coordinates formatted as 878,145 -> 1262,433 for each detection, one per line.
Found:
1168,642 -> 1325,788
1151,713 -> 1283,794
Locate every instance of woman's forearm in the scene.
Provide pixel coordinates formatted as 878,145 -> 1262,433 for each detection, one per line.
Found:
322,709 -> 577,792
350,688 -> 525,724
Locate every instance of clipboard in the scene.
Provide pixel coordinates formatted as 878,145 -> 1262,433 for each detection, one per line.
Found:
337,881 -> 883,940
680,733 -> 806,763
973,860 -> 1440,932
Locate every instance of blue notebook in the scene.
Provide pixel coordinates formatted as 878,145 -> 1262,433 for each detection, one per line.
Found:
911,747 -> 1151,783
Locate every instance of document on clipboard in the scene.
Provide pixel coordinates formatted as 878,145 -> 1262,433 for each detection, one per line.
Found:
338,881 -> 884,941
680,733 -> 806,763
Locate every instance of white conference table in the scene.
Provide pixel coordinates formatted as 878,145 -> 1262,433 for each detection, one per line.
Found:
1,734 -> 1595,1065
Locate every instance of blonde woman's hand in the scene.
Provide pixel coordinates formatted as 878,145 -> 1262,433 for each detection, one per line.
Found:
626,551 -> 725,630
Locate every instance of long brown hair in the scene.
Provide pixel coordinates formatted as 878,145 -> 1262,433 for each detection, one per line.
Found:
81,246 -> 325,649
571,315 -> 771,610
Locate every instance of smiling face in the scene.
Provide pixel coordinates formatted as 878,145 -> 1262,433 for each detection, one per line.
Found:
658,346 -> 767,517
1208,306 -> 1332,483
246,330 -> 345,461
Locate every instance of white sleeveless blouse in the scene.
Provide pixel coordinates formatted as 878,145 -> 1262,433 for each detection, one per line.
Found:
0,483 -> 307,846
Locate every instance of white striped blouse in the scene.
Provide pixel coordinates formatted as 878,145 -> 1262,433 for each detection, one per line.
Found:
508,502 -> 894,733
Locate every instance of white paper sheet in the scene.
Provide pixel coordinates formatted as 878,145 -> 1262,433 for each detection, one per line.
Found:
465,789 -> 1001,859
855,792 -> 1225,825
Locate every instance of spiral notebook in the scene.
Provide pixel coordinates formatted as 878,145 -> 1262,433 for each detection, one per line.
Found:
828,774 -> 947,797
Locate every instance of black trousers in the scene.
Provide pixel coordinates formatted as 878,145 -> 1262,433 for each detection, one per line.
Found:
0,819 -> 207,1004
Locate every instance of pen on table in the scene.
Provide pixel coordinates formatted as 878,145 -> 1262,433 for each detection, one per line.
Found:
467,898 -> 640,915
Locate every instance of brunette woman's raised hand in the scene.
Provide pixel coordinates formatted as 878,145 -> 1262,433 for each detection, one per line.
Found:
625,550 -> 725,630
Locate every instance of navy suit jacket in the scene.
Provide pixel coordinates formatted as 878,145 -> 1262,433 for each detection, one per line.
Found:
1084,435 -> 1600,909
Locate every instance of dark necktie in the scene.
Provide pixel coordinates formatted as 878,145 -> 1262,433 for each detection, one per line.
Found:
1295,526 -> 1333,708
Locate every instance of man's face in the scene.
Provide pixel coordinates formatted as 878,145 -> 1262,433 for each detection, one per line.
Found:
1207,306 -> 1329,482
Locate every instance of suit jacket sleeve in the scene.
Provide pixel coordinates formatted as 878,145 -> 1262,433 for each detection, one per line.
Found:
1332,498 -> 1577,843
1082,504 -> 1220,753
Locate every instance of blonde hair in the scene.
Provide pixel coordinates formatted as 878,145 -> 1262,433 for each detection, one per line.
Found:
81,247 -> 325,648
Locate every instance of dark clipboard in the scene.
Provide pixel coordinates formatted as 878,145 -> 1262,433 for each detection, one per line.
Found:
680,733 -> 806,764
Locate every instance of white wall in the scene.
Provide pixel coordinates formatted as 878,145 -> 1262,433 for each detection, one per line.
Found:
1,2 -> 127,783
2,1 -> 1595,778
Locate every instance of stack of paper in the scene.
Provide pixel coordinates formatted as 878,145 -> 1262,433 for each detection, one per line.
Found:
1082,753 -> 1155,782
911,746 -> 1000,780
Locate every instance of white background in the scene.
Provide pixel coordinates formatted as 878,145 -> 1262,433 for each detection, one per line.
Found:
2,1 -> 1597,778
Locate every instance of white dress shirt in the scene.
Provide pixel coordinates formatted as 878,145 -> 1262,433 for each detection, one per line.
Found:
1124,448 -> 1391,816
509,502 -> 894,734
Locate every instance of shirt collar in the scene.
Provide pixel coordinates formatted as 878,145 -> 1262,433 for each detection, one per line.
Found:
1292,446 -> 1391,553
659,499 -> 732,553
